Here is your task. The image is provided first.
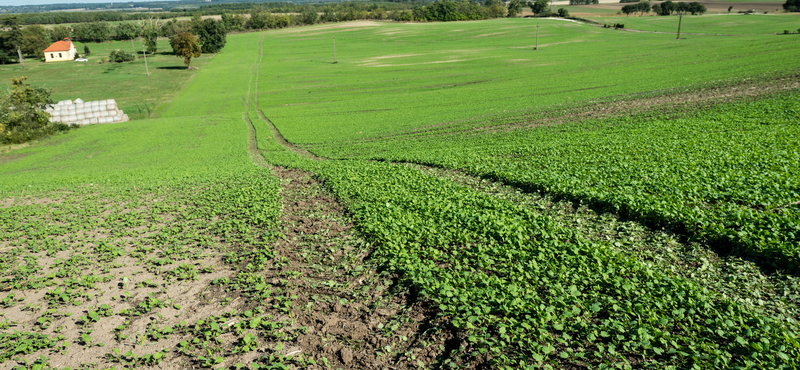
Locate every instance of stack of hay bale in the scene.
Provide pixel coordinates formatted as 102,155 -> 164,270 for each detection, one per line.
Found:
45,98 -> 129,126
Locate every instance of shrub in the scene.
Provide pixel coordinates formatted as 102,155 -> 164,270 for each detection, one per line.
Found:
0,77 -> 76,144
108,50 -> 135,63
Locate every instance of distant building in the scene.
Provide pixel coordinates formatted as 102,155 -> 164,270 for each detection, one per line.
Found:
43,38 -> 76,62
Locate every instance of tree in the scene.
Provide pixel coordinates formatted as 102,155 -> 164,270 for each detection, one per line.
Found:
0,77 -> 71,144
557,7 -> 570,16
249,10 -> 270,29
687,2 -> 706,14
301,8 -> 319,25
727,5 -> 733,12
635,1 -> 651,15
2,17 -> 25,68
528,0 -> 549,15
621,4 -> 636,15
73,22 -> 111,42
196,19 -> 226,53
221,13 -> 245,31
49,26 -> 72,42
658,0 -> 674,14
232,14 -> 247,29
144,30 -> 158,54
115,22 -> 140,40
84,45 -> 90,55
189,14 -> 204,34
20,25 -> 49,59
507,0 -> 525,16
426,1 -> 458,21
484,0 -> 506,17
675,1 -> 689,14
783,0 -> 799,11
652,3 -> 662,14
139,18 -> 164,55
161,19 -> 192,39
170,32 -> 201,69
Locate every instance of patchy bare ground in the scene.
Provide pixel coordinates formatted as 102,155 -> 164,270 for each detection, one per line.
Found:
0,119 -> 462,370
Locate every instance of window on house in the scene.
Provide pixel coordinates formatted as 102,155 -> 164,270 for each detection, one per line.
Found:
59,53 -> 62,58
50,53 -> 54,59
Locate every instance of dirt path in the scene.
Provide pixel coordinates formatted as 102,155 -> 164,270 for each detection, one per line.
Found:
238,33 -> 455,370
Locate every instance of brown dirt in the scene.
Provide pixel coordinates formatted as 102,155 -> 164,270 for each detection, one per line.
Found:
218,166 -> 456,370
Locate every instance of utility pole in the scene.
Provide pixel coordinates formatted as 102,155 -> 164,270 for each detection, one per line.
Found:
333,34 -> 337,64
535,23 -> 539,50
142,41 -> 150,76
676,14 -> 682,39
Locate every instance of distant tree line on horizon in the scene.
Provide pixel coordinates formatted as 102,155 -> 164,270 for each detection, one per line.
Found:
619,0 -> 706,15
0,1 -> 426,26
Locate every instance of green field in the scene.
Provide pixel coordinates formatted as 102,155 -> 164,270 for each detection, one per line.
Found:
258,18 -> 798,144
0,38 -> 210,119
1,16 -> 800,369
598,13 -> 800,34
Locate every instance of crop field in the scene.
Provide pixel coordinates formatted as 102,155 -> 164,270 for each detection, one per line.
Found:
597,14 -> 800,35
0,38 -> 210,120
1,16 -> 800,370
259,18 -> 798,144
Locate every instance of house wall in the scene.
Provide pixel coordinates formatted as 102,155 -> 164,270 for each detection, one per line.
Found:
44,45 -> 76,63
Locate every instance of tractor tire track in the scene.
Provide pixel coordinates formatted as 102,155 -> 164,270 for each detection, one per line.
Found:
241,32 -> 451,370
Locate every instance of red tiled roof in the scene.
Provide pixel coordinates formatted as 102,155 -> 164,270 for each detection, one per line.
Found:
44,40 -> 72,53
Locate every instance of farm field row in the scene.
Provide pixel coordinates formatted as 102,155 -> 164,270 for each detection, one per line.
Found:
310,92 -> 800,271
258,135 -> 800,368
257,17 -> 800,269
250,18 -> 800,367
1,17 -> 799,369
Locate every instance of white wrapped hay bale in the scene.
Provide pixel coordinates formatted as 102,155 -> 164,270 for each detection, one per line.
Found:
48,98 -> 128,125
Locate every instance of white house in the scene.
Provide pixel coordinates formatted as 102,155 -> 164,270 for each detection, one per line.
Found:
43,38 -> 76,62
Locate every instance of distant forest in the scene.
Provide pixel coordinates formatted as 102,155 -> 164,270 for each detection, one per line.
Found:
0,1 -> 430,25
0,0 -> 421,15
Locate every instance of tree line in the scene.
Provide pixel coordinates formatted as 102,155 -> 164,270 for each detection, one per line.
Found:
620,0 -> 706,15
0,1 -> 424,26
